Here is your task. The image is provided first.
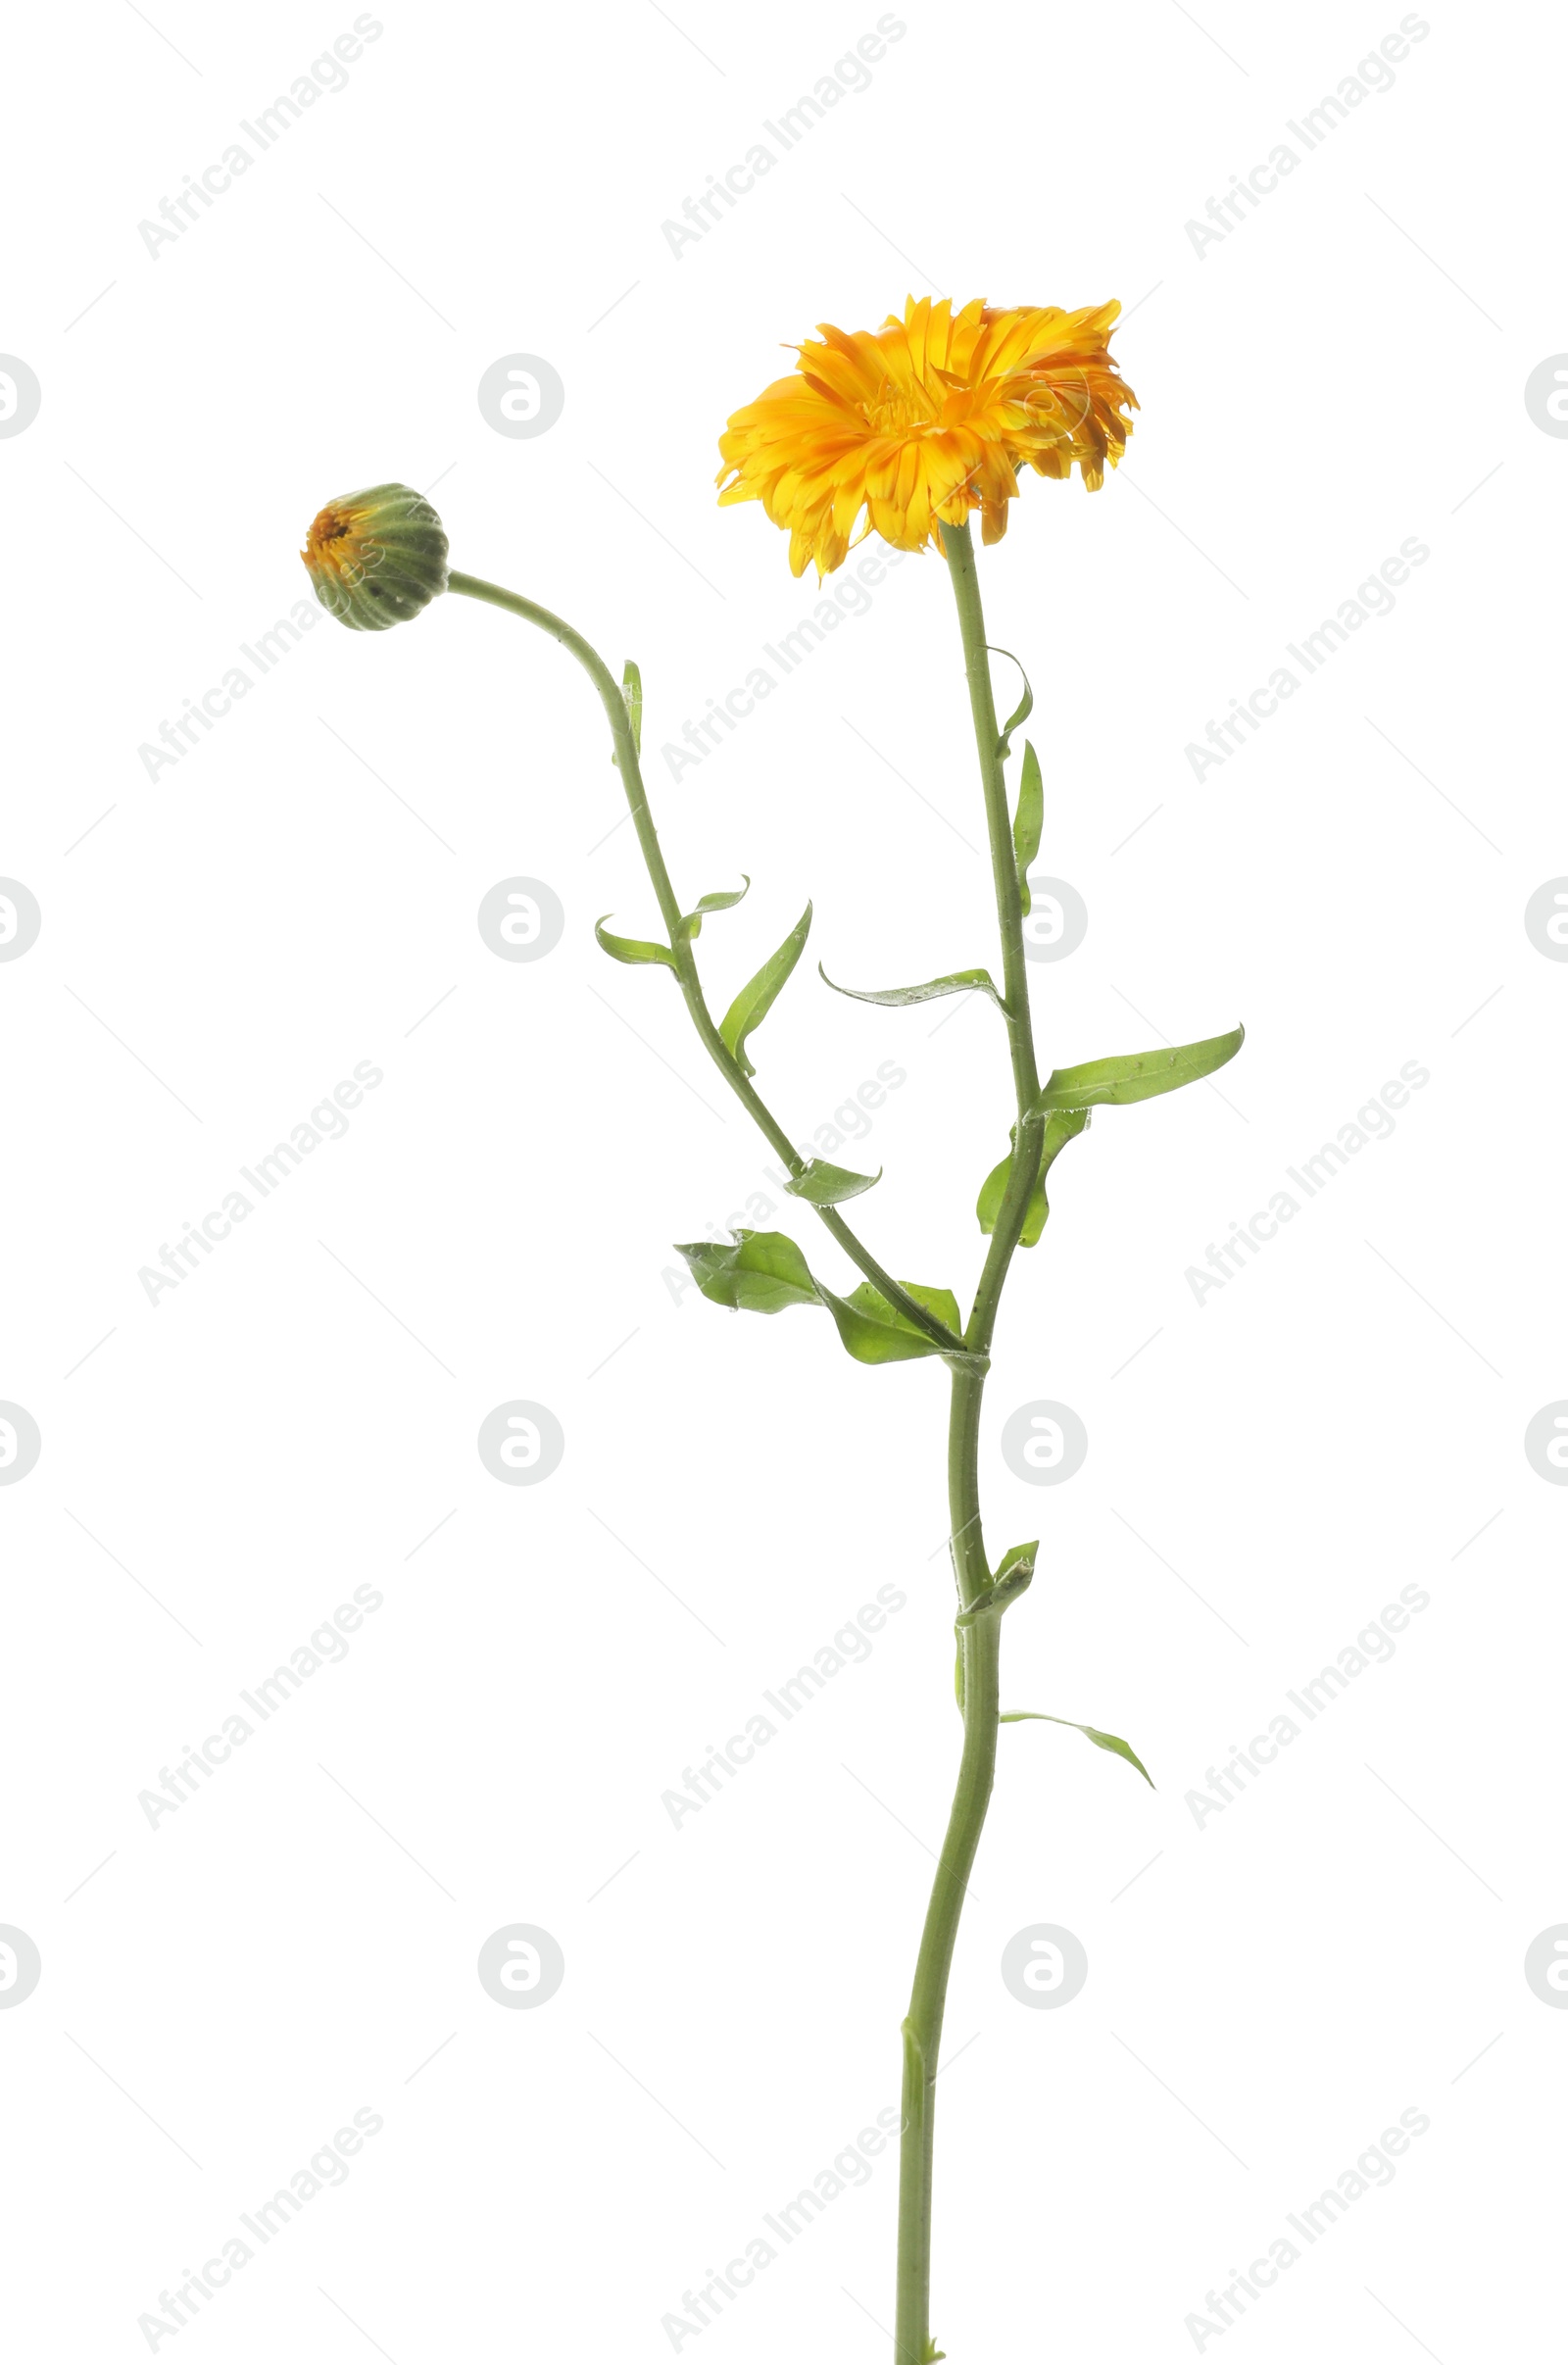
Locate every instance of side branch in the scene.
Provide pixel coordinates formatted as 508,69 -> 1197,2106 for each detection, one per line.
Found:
446,569 -> 963,1355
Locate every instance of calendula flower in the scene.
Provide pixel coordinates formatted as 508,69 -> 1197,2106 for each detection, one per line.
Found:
716,297 -> 1137,576
301,483 -> 449,630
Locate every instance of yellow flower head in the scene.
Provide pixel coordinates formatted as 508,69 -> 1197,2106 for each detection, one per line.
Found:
301,483 -> 449,630
716,297 -> 1137,577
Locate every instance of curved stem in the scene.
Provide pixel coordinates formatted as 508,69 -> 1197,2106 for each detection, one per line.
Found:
446,568 -> 962,1355
894,517 -> 1044,2364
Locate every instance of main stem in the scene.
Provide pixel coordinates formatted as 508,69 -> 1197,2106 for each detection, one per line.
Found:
448,542 -> 1043,2357
445,568 -> 961,1355
894,518 -> 1044,2364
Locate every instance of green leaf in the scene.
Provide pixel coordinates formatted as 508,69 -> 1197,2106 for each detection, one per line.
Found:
785,1158 -> 881,1207
819,961 -> 1007,1014
818,1277 -> 961,1365
994,1539 -> 1038,1591
956,1539 -> 1037,1627
718,901 -> 812,1078
595,913 -> 675,969
976,1107 -> 1091,1246
1034,1023 -> 1245,1114
677,1228 -> 964,1365
620,659 -> 643,757
989,645 -> 1034,761
922,2342 -> 948,2365
676,876 -> 749,944
976,1146 -> 1047,1247
1043,1104 -> 1094,1166
673,1228 -> 818,1315
1000,1709 -> 1154,1788
1013,739 -> 1044,917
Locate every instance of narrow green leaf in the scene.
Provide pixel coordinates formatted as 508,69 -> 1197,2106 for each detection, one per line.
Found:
989,645 -> 1034,761
818,1277 -> 960,1365
676,876 -> 749,944
673,1228 -> 818,1315
612,660 -> 643,764
819,961 -> 1006,1014
1013,738 -> 1044,916
902,1281 -> 963,1336
975,1147 -> 1047,1247
922,2341 -> 948,2365
679,1226 -> 964,1364
956,1540 -> 1038,1627
718,901 -> 812,1078
1000,1709 -> 1154,1788
994,1539 -> 1039,1591
975,1107 -> 1091,1246
1043,1104 -> 1094,1167
1034,1023 -> 1245,1114
785,1158 -> 882,1207
595,913 -> 675,969
902,2018 -> 926,2136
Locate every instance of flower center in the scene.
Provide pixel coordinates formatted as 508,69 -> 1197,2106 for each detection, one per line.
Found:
310,507 -> 355,557
861,367 -> 984,439
862,378 -> 938,437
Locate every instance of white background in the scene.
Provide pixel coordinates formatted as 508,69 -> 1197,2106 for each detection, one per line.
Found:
2,1 -> 1562,2357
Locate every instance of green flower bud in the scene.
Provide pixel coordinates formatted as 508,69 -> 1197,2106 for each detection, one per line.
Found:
300,483 -> 448,630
